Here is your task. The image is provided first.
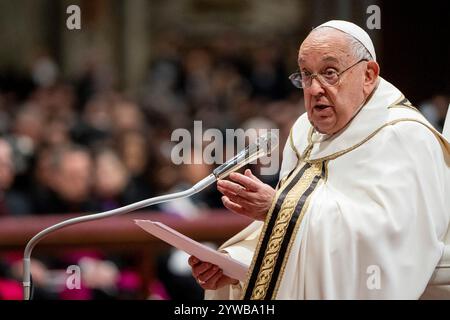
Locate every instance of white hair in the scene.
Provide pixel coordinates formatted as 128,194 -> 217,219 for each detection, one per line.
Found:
312,26 -> 374,61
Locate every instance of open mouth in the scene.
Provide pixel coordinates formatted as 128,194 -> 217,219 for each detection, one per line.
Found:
314,104 -> 332,110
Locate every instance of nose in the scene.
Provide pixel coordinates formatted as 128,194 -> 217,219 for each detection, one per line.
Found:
307,76 -> 325,97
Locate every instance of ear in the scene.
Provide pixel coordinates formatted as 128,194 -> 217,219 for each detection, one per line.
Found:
363,61 -> 380,96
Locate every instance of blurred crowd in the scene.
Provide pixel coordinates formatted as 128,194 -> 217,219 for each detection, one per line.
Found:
0,33 -> 448,300
0,35 -> 304,300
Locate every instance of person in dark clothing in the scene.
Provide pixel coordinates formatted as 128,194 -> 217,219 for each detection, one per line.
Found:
32,145 -> 98,215
0,137 -> 32,216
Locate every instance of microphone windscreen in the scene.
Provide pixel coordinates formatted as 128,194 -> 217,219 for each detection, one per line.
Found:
213,132 -> 279,179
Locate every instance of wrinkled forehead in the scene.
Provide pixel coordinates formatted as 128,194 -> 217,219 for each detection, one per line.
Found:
298,28 -> 353,67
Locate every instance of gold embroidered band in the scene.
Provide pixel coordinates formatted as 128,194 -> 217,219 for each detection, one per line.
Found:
242,161 -> 325,300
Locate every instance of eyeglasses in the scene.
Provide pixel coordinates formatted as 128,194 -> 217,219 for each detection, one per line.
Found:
289,58 -> 368,89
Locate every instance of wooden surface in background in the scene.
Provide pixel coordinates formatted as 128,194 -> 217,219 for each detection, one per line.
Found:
0,210 -> 253,299
0,210 -> 252,253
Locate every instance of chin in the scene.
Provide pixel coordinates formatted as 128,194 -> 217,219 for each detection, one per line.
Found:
315,127 -> 333,135
313,120 -> 336,135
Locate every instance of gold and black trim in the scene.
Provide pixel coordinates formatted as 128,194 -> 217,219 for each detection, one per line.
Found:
304,118 -> 445,164
289,126 -> 314,163
242,161 -> 325,300
289,128 -> 301,162
241,162 -> 308,300
272,162 -> 328,297
289,96 -> 423,165
388,96 -> 420,112
243,96 -> 447,299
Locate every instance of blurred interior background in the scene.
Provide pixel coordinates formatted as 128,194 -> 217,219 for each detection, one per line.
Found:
0,0 -> 448,300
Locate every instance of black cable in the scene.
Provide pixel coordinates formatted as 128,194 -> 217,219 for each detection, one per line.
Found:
29,273 -> 34,300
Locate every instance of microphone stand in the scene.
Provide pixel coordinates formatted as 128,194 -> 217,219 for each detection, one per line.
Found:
22,132 -> 277,300
23,174 -> 216,300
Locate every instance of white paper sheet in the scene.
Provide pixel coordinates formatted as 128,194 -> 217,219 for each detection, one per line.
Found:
134,219 -> 249,281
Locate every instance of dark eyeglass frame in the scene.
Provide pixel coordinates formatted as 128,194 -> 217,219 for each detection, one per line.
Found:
289,58 -> 369,89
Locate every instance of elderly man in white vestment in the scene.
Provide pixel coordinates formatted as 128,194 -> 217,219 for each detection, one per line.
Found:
188,20 -> 450,299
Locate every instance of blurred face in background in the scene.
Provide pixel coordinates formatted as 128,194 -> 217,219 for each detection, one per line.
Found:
43,118 -> 71,147
35,148 -> 54,188
94,150 -> 129,199
112,101 -> 145,132
13,106 -> 45,145
83,95 -> 114,131
0,139 -> 14,190
54,150 -> 93,203
119,131 -> 149,177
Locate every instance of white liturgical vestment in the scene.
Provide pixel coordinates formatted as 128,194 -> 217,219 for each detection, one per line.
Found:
205,77 -> 450,300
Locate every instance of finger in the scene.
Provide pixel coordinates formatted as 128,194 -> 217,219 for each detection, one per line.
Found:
203,270 -> 224,290
219,182 -> 259,204
192,262 -> 213,278
222,196 -> 251,216
222,195 -> 243,210
215,275 -> 239,289
198,265 -> 220,283
245,169 -> 262,183
188,256 -> 200,267
218,180 -> 256,202
218,185 -> 245,200
227,193 -> 258,209
217,179 -> 245,195
229,172 -> 260,192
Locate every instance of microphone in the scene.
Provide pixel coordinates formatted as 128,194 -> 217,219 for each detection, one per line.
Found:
213,131 -> 279,179
22,132 -> 278,300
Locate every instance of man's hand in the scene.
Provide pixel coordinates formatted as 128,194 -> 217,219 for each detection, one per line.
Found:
217,169 -> 275,221
188,256 -> 239,290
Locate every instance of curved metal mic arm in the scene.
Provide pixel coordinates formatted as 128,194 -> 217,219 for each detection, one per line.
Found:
22,132 -> 279,300
23,174 -> 216,300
